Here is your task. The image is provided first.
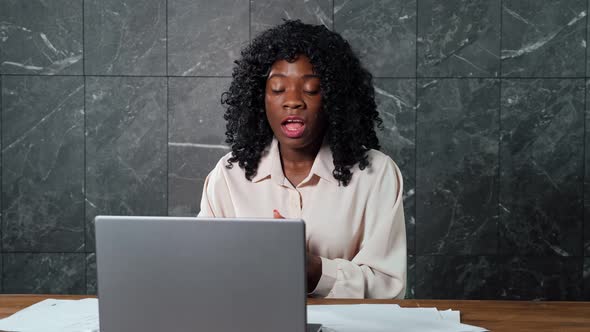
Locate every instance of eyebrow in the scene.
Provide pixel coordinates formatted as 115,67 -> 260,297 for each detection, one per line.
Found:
267,73 -> 320,79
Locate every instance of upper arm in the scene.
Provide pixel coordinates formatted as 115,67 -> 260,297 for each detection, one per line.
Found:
197,158 -> 234,218
353,156 -> 407,297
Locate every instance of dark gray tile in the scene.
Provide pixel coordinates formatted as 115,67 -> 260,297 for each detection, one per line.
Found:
168,78 -> 230,216
374,79 -> 415,255
169,147 -> 229,216
2,253 -> 85,294
416,255 -> 583,300
168,0 -> 249,76
416,255 -> 500,299
405,254 -> 415,299
251,0 -> 332,36
416,79 -> 499,255
498,256 -> 583,300
334,0 -> 416,77
168,78 -> 229,146
500,79 -> 584,256
501,0 -> 586,77
86,253 -> 97,295
417,0 -> 500,77
85,77 -> 167,251
84,0 -> 166,75
2,76 -> 84,252
584,258 -> 590,300
0,0 -> 83,75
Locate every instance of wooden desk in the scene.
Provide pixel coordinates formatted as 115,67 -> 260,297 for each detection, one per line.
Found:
1,295 -> 589,331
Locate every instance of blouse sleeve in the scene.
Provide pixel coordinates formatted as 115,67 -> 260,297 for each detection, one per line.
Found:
197,159 -> 235,218
311,157 -> 407,299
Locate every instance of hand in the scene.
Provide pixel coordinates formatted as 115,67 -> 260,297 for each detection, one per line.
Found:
273,209 -> 322,293
273,209 -> 284,219
306,253 -> 322,293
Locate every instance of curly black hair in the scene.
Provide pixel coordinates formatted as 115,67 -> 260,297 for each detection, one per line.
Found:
221,20 -> 382,186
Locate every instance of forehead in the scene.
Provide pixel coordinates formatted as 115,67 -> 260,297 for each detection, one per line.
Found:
268,55 -> 316,76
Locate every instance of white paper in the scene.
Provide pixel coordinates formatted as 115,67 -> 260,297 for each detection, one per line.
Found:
0,298 -> 99,332
440,309 -> 462,323
0,299 -> 486,332
307,304 -> 488,332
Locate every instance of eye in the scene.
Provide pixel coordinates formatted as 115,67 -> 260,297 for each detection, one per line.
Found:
268,84 -> 285,94
303,81 -> 320,95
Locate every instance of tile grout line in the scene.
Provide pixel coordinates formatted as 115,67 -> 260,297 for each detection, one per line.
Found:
497,0 -> 503,261
166,0 -> 170,217
583,0 -> 589,297
1,74 -> 3,293
332,0 -> 335,30
83,76 -> 88,293
166,0 -> 169,77
82,0 -> 88,295
167,77 -> 170,217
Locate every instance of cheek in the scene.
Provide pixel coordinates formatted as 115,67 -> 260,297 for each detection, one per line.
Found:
265,93 -> 281,108
311,95 -> 322,108
264,93 -> 271,107
264,96 -> 281,123
308,98 -> 324,120
308,109 -> 327,132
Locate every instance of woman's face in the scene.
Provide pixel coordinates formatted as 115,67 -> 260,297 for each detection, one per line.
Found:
265,55 -> 327,151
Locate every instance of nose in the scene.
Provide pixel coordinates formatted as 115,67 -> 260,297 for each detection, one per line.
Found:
283,90 -> 304,110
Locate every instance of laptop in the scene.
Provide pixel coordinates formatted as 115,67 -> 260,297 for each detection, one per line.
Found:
95,216 -> 322,332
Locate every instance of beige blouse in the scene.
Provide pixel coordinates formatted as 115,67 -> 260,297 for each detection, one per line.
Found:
198,138 -> 406,299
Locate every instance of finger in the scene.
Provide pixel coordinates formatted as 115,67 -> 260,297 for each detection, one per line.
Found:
273,209 -> 285,219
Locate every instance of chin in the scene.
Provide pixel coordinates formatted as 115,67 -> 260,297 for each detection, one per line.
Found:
276,135 -> 308,147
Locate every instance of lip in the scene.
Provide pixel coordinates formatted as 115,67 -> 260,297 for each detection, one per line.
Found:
281,116 -> 305,125
280,116 -> 306,139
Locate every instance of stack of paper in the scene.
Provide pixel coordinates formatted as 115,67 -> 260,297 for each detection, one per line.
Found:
0,299 -> 487,332
0,298 -> 99,332
307,304 -> 488,332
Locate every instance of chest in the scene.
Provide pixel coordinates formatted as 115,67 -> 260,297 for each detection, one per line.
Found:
229,179 -> 366,258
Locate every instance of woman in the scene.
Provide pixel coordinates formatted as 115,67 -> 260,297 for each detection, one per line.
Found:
198,20 -> 406,299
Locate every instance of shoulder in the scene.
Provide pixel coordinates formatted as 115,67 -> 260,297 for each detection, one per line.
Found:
365,149 -> 400,174
208,151 -> 231,174
206,150 -> 242,184
217,150 -> 235,168
360,149 -> 403,188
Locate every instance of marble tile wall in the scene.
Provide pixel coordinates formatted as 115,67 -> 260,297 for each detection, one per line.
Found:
0,0 -> 588,300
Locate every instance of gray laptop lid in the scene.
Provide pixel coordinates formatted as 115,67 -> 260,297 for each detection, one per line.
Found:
95,216 -> 308,332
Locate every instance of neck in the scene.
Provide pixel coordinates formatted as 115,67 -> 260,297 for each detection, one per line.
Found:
278,139 -> 323,172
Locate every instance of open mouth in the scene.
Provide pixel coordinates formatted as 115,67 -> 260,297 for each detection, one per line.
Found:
281,117 -> 306,138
